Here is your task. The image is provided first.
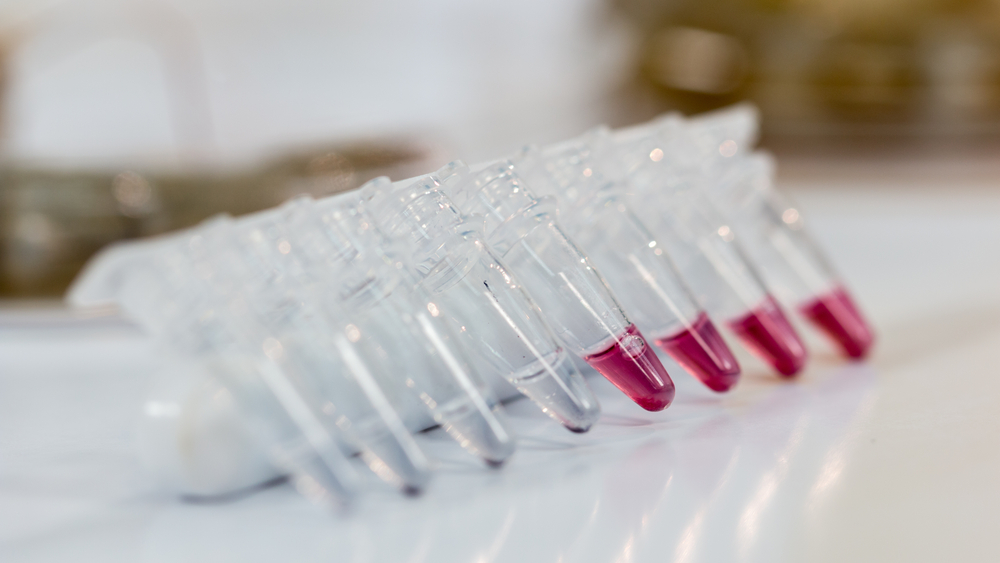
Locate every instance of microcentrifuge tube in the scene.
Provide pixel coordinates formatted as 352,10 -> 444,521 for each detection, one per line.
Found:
238,198 -> 517,466
519,140 -> 741,392
439,160 -> 675,410
684,107 -> 875,358
358,177 -> 602,431
604,122 -> 808,376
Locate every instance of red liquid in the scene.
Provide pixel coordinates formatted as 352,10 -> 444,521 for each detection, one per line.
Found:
799,285 -> 874,359
584,324 -> 675,411
727,295 -> 807,377
655,312 -> 741,392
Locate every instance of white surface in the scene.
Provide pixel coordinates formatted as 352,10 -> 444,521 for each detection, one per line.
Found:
4,167 -> 1000,562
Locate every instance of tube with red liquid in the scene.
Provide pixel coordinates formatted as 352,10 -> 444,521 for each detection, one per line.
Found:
437,160 -> 675,411
685,106 -> 875,359
604,121 -> 809,377
517,140 -> 741,393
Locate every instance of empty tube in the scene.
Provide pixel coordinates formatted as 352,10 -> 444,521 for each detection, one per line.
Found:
67,237 -> 363,506
686,106 -> 875,359
438,160 -> 676,410
236,197 -> 517,466
359,176 -> 602,432
517,139 -> 741,392
604,121 -> 809,377
194,217 -> 433,494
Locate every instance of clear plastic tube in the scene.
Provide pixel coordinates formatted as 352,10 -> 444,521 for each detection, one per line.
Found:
517,141 -> 741,392
67,238 -> 363,506
359,176 -> 602,431
72,218 -> 439,498
193,218 -> 434,494
236,198 -> 517,466
605,122 -> 808,377
686,107 -> 875,359
438,160 -> 676,410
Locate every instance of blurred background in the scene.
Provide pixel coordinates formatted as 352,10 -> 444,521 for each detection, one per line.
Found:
1,0 -> 999,298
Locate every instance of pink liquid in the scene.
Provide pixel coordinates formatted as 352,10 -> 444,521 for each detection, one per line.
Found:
655,312 -> 741,392
584,324 -> 675,411
799,285 -> 875,359
727,295 -> 808,377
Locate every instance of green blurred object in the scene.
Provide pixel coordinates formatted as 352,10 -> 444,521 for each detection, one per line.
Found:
0,140 -> 440,297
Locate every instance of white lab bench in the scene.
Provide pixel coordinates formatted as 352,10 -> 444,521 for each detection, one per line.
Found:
3,157 -> 1000,562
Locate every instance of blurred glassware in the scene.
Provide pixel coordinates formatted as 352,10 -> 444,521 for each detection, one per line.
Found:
613,0 -> 1000,145
0,0 -> 448,299
0,139 -> 444,297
